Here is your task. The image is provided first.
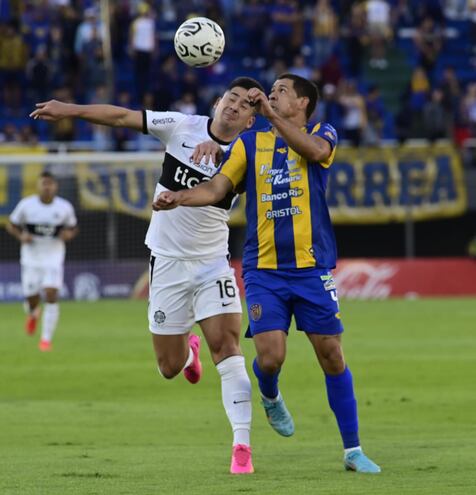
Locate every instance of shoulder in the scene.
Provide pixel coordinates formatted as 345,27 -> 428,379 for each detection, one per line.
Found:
55,196 -> 75,210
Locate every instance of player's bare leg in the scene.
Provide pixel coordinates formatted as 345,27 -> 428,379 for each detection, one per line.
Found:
200,313 -> 254,474
252,331 -> 294,437
24,294 -> 41,335
151,333 -> 201,382
38,288 -> 60,351
307,333 -> 380,473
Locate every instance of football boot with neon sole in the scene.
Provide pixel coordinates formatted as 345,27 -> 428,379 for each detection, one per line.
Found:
183,334 -> 202,384
344,450 -> 381,473
261,395 -> 294,437
230,444 -> 254,474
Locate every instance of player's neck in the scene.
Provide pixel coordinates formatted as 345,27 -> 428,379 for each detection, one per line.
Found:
209,119 -> 238,144
39,195 -> 54,204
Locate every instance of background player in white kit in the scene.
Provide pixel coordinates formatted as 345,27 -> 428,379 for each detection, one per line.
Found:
6,171 -> 78,352
30,77 -> 264,474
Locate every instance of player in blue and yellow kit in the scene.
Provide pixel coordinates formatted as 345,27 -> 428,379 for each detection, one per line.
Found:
154,74 -> 380,474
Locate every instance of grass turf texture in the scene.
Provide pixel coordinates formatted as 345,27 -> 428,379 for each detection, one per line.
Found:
0,298 -> 475,494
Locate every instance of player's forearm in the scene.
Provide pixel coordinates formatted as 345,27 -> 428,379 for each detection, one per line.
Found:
59,227 -> 78,242
269,114 -> 328,162
180,174 -> 231,207
72,104 -> 140,129
179,183 -> 223,207
5,223 -> 22,241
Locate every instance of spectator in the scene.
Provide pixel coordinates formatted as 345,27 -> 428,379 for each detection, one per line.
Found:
461,82 -> 476,137
338,79 -> 368,146
47,25 -> 67,88
312,0 -> 338,68
74,7 -> 105,58
266,0 -> 302,64
18,124 -> 38,145
129,2 -> 157,103
320,53 -> 343,87
238,0 -> 268,61
439,65 -> 461,123
289,54 -> 312,80
366,0 -> 392,69
172,91 -> 198,115
26,44 -> 52,104
343,2 -> 368,77
153,54 -> 181,110
0,19 -> 28,111
422,88 -> 451,141
81,26 -> 108,100
313,83 -> 343,133
0,123 -> 20,142
413,15 -> 443,79
364,85 -> 386,145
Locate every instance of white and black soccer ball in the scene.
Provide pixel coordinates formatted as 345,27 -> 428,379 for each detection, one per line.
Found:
174,17 -> 225,68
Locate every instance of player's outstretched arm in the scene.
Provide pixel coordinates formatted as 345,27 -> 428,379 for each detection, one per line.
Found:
29,100 -> 143,131
152,174 -> 233,211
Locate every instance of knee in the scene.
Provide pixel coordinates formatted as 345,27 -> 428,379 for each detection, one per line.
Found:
258,353 -> 284,375
157,359 -> 182,379
321,346 -> 345,374
208,335 -> 241,364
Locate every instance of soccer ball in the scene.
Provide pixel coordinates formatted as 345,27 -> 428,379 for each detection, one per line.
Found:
174,17 -> 225,68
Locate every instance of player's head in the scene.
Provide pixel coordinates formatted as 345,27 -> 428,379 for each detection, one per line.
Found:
214,77 -> 265,133
38,171 -> 58,202
270,73 -> 319,121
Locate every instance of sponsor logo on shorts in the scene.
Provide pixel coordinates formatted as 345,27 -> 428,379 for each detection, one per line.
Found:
249,303 -> 262,321
324,278 -> 336,291
154,310 -> 166,325
335,312 -> 341,319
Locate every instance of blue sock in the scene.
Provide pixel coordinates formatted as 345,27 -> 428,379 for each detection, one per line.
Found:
252,358 -> 280,399
325,367 -> 360,449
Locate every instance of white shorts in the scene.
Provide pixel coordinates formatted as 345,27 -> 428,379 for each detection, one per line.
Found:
148,256 -> 242,335
21,265 -> 64,297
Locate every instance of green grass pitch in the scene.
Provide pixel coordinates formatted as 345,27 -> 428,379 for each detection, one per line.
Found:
1,298 -> 475,494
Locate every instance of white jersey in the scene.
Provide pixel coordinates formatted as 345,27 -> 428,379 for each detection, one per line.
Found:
143,111 -> 237,259
9,195 -> 77,268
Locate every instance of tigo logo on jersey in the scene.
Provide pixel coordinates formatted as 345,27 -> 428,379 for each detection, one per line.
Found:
249,303 -> 262,321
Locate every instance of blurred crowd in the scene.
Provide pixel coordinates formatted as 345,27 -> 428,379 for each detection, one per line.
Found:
1,0 -> 476,156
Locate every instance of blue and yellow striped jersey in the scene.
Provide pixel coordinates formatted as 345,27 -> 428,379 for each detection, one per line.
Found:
219,122 -> 338,271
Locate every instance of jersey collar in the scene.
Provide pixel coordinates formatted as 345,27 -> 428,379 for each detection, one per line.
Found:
207,118 -> 232,146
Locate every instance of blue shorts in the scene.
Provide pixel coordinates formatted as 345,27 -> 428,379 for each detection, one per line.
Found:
244,268 -> 344,337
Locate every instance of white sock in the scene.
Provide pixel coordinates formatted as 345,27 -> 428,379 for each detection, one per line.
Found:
344,446 -> 362,456
216,355 -> 252,446
183,347 -> 194,369
41,303 -> 59,343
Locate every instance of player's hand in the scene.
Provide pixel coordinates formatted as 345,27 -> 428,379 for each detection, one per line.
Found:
247,88 -> 275,119
20,231 -> 33,244
58,228 -> 76,242
192,140 -> 223,166
152,191 -> 182,211
29,100 -> 70,121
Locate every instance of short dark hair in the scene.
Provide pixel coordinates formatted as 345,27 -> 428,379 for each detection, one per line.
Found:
227,77 -> 264,94
39,170 -> 56,181
277,73 -> 319,120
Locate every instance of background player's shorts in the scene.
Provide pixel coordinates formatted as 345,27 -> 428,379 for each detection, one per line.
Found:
148,255 -> 242,335
244,268 -> 343,337
21,265 -> 64,297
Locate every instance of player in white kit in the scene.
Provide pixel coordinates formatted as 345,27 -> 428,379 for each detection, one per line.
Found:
6,171 -> 78,351
30,77 -> 264,474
